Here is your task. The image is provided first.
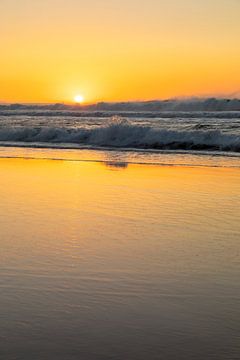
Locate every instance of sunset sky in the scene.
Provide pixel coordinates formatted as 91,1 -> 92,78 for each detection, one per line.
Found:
1,0 -> 240,103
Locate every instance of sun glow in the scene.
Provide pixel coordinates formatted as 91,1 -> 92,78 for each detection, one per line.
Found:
74,95 -> 84,104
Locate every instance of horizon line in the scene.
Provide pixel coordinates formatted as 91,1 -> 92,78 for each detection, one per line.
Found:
1,96 -> 240,106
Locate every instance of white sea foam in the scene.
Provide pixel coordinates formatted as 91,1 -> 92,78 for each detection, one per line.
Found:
0,116 -> 239,152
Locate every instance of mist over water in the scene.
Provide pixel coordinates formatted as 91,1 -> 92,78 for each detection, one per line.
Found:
1,97 -> 240,111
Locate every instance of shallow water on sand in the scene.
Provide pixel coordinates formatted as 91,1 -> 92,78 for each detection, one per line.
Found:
0,155 -> 239,359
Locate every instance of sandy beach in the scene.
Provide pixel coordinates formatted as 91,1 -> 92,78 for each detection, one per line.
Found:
0,154 -> 239,359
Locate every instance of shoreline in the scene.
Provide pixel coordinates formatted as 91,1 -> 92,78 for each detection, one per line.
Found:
0,145 -> 239,169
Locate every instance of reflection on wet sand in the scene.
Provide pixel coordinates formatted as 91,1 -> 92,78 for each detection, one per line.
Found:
0,157 -> 239,360
103,151 -> 129,170
104,161 -> 128,170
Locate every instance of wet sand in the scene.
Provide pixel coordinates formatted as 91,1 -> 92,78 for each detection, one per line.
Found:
0,156 -> 239,360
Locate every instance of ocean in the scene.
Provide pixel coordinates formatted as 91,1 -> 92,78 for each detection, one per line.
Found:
0,110 -> 239,151
0,110 -> 239,168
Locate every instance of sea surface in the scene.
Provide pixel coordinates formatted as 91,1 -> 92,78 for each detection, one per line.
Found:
0,110 -> 239,359
0,110 -> 239,153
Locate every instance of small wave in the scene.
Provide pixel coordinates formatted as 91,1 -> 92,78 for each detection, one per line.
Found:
0,110 -> 240,119
0,118 -> 239,152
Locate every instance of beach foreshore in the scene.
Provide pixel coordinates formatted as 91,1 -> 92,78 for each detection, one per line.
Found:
0,155 -> 239,360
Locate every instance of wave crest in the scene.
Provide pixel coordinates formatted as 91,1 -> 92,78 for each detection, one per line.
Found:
0,117 -> 239,152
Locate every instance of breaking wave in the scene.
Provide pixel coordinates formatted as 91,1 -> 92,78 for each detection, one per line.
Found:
0,118 -> 239,152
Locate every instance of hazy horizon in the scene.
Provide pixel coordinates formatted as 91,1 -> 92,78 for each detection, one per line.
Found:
1,95 -> 240,106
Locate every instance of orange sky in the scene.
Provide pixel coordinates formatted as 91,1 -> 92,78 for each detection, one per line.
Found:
1,0 -> 240,103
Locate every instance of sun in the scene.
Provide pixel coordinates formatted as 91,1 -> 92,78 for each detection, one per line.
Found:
74,94 -> 84,104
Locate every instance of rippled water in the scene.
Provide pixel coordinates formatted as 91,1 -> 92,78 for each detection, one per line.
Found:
0,153 -> 239,359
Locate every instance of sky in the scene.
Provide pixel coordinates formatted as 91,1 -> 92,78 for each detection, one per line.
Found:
1,0 -> 240,103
